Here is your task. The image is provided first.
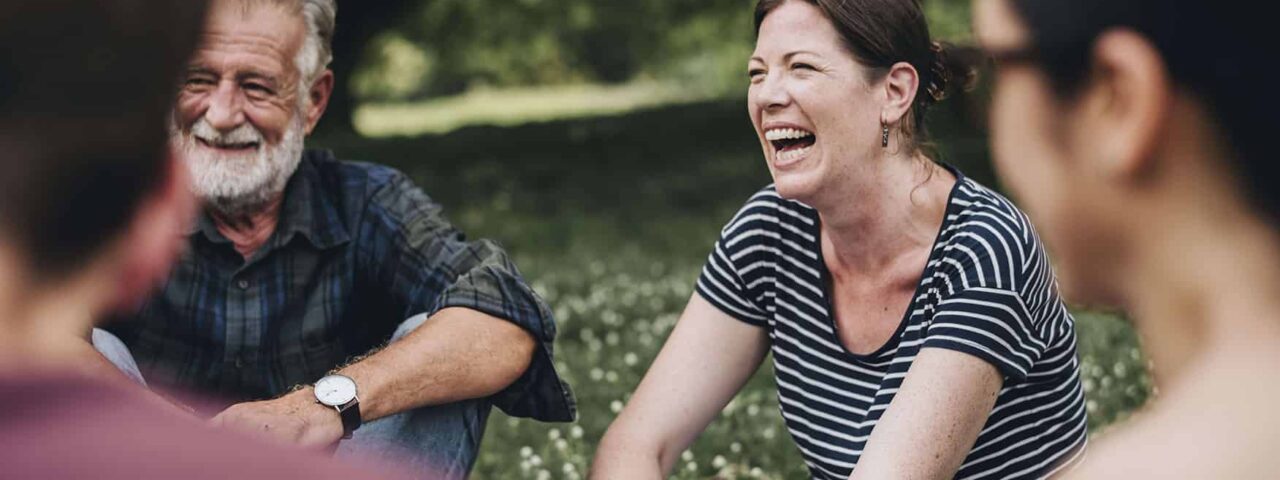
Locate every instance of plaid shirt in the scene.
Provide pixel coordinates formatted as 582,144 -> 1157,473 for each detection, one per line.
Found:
107,149 -> 575,421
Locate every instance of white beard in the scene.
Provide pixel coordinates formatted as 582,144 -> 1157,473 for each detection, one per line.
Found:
171,115 -> 306,216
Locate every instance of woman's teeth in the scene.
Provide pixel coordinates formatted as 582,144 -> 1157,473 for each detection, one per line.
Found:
765,128 -> 813,141
776,144 -> 812,162
765,127 -> 817,163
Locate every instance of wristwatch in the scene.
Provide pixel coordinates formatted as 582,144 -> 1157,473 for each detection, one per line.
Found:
313,374 -> 361,439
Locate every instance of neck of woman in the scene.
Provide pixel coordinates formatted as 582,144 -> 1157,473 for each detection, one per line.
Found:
1124,201 -> 1280,392
815,155 -> 954,276
0,261 -> 112,377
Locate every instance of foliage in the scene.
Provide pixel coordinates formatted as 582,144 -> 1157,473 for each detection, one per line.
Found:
350,0 -> 974,104
352,0 -> 752,102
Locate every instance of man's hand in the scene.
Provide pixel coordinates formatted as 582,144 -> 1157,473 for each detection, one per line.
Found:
210,388 -> 344,448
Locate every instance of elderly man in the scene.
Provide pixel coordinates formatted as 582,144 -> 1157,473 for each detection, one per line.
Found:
99,0 -> 574,475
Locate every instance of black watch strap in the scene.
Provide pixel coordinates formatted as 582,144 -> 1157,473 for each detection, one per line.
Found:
337,399 -> 361,439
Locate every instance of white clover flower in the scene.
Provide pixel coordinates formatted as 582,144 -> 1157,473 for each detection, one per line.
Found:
610,400 -> 624,413
762,427 -> 775,439
530,454 -> 543,467
721,398 -> 738,415
563,462 -> 576,474
548,428 -> 561,440
686,461 -> 697,472
520,446 -> 533,458
605,371 -> 619,383
570,425 -> 584,439
624,352 -> 639,366
730,442 -> 742,453
555,439 -> 568,451
681,450 -> 693,461
589,367 -> 604,381
747,404 -> 760,416
713,455 -> 727,469
751,467 -> 764,477
536,469 -> 551,480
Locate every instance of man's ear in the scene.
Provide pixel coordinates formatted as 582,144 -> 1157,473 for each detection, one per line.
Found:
1079,29 -> 1171,181
303,69 -> 335,135
109,151 -> 196,313
880,62 -> 921,127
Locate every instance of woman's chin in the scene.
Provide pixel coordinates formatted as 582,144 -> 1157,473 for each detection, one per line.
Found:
771,170 -> 823,203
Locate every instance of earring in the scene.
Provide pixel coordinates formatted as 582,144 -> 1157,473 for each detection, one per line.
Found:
881,123 -> 890,148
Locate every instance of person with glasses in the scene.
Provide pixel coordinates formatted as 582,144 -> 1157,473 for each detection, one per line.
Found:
973,0 -> 1279,476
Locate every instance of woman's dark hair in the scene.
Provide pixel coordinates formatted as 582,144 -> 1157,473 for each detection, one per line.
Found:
1010,0 -> 1274,221
754,0 -> 978,153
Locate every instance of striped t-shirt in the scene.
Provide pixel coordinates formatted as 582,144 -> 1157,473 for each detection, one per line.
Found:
696,171 -> 1088,479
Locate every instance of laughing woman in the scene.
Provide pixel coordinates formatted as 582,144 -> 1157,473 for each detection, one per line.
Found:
592,0 -> 1087,479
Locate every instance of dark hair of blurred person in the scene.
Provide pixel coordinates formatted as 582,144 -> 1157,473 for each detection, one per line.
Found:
593,0 -> 1088,478
974,0 -> 1278,477
0,1 -> 406,477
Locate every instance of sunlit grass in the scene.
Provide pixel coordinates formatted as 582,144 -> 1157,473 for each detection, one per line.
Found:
354,81 -> 719,137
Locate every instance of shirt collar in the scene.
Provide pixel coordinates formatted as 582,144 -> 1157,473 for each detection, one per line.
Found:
185,149 -> 351,251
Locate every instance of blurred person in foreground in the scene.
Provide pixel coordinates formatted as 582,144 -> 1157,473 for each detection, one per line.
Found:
974,0 -> 1280,477
95,0 -> 575,476
593,0 -> 1087,478
0,0 -> 405,477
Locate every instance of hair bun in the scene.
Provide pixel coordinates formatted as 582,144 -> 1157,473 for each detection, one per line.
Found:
925,41 -> 979,106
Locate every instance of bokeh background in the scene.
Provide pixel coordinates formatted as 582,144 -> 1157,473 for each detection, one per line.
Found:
312,1 -> 1152,478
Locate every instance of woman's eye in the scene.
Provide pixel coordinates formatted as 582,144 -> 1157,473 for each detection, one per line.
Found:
792,62 -> 816,71
748,69 -> 766,80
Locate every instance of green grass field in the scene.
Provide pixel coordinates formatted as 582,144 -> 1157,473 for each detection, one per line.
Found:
315,98 -> 1151,479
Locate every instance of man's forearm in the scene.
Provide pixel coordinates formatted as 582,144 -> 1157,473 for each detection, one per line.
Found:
335,307 -> 536,422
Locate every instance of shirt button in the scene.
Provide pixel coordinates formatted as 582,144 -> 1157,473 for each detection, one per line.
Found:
236,279 -> 249,290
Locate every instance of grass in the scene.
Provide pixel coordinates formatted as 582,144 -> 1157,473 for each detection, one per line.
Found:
315,97 -> 1151,479
354,81 -> 719,137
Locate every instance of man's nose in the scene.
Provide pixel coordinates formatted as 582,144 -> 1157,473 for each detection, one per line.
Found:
204,81 -> 246,132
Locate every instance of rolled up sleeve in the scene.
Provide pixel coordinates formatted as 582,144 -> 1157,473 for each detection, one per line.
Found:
362,172 -> 576,422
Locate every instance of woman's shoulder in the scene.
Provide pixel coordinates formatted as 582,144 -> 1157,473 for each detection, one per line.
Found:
717,184 -> 817,240
935,177 -> 1046,287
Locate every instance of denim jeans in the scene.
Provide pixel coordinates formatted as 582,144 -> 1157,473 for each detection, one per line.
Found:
93,313 -> 488,479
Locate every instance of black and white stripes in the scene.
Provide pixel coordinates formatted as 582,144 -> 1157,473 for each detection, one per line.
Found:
696,171 -> 1088,479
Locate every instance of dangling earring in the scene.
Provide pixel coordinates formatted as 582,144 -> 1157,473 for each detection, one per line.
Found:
881,123 -> 890,148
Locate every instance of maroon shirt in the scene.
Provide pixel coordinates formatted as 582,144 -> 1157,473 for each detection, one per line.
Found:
0,375 -> 411,479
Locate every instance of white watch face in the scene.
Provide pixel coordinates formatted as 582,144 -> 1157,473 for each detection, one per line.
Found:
314,375 -> 357,407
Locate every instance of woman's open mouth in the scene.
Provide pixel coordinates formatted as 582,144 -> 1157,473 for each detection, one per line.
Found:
765,127 -> 816,165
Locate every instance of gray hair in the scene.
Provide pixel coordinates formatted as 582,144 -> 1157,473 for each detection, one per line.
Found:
294,0 -> 335,84
235,0 -> 335,91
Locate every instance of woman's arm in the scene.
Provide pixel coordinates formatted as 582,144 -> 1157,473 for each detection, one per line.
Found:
591,293 -> 770,479
848,348 -> 1003,480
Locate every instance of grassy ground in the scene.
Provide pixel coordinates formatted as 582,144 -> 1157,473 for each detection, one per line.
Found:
315,98 -> 1151,479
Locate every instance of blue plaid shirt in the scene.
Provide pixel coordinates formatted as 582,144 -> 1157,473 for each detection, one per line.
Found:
107,149 -> 575,421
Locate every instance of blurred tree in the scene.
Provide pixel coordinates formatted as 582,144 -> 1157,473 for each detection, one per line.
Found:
328,0 -> 973,131
321,1 -> 417,134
